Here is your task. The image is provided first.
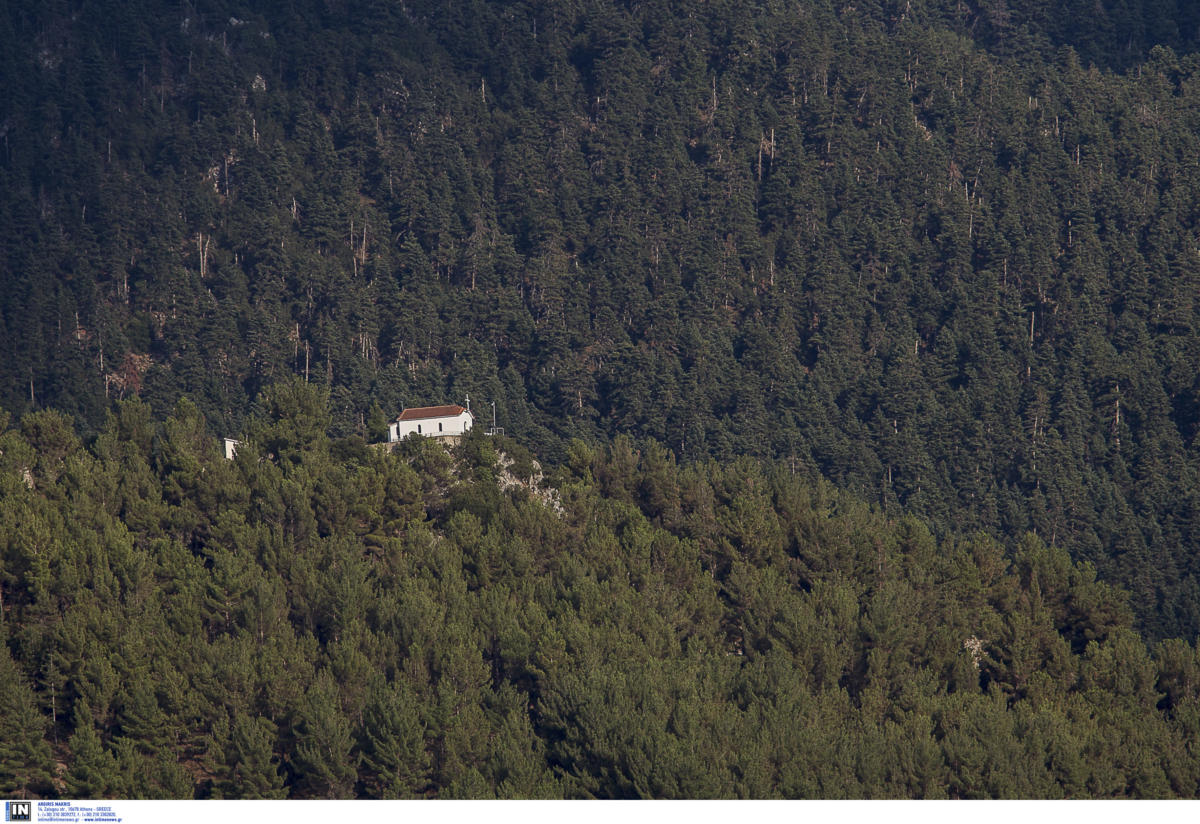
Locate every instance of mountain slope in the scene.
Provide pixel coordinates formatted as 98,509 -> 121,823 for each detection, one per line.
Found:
4,1 -> 1200,638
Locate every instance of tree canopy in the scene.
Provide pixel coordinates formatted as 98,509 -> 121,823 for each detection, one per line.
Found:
0,395 -> 1198,797
6,1 -> 1200,797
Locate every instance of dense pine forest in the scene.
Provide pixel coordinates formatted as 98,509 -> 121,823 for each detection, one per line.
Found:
2,390 -> 1199,798
4,0 -> 1200,798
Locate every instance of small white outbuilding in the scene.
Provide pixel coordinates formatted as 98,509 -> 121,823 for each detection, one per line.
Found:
388,405 -> 474,442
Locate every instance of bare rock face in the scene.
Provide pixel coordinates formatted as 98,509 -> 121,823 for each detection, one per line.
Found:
496,452 -> 563,516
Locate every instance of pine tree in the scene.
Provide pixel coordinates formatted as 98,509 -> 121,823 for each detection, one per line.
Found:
0,639 -> 53,798
358,678 -> 431,798
65,703 -> 122,798
220,712 -> 286,799
292,670 -> 358,798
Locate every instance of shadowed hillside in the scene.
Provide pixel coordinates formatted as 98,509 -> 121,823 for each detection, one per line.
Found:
4,2 -> 1200,643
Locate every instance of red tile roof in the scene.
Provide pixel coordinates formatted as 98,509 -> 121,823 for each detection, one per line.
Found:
397,405 -> 468,421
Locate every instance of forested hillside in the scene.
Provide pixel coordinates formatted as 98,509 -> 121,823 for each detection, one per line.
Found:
1,390 -> 1199,798
3,0 -> 1200,701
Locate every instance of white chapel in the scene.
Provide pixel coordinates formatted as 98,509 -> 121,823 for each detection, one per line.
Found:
388,403 -> 474,442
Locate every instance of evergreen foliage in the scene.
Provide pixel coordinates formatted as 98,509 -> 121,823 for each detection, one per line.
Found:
7,1 -> 1200,797
0,397 -> 1196,797
6,1 -> 1200,639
